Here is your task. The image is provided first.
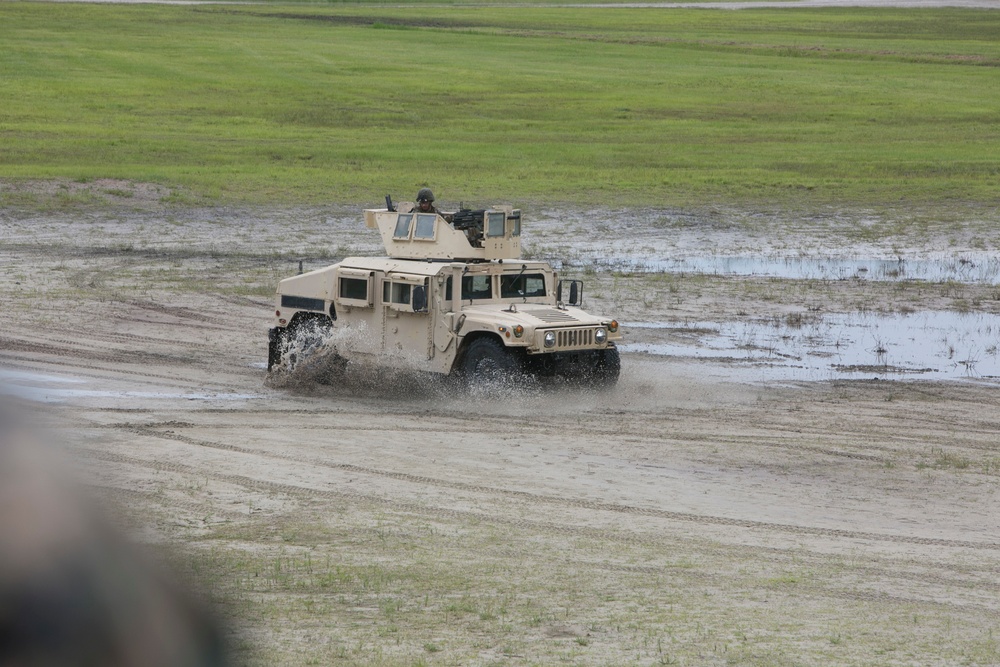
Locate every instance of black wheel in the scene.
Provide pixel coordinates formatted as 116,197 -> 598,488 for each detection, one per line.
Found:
592,346 -> 620,387
460,337 -> 520,385
267,328 -> 284,371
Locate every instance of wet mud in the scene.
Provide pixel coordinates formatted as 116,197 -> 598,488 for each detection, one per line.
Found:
2,204 -> 999,665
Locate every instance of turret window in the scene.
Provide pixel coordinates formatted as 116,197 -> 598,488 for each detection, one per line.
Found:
414,214 -> 437,240
393,214 -> 413,239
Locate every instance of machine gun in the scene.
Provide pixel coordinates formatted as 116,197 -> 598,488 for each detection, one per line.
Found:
449,209 -> 486,246
449,209 -> 487,232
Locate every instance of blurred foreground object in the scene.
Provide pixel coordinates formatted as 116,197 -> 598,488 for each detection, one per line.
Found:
0,399 -> 230,667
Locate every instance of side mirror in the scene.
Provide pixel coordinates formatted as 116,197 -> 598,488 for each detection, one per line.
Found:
556,281 -> 563,303
412,285 -> 427,312
569,281 -> 579,306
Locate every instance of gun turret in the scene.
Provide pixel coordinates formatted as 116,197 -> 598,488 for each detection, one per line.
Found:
364,204 -> 521,261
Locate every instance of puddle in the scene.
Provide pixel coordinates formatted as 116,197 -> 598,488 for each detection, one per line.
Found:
0,369 -> 262,404
577,254 -> 1000,284
622,310 -> 1000,383
4,310 -> 999,394
0,369 -> 88,385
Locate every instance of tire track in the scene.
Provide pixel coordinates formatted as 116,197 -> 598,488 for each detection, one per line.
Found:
89,330 -> 215,350
212,294 -> 271,309
123,299 -> 230,327
487,547 -> 1000,618
0,354 -> 258,389
79,448 -> 1000,619
0,336 -> 185,367
87,407 -> 898,464
75,400 -> 1000,472
95,423 -> 1000,552
702,404 -> 1000,454
94,485 -> 250,522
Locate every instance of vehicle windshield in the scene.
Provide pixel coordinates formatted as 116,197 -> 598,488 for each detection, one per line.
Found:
500,273 -> 546,299
461,274 -> 492,300
459,271 -> 548,302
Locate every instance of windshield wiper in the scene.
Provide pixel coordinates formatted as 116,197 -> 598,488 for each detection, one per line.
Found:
515,264 -> 527,302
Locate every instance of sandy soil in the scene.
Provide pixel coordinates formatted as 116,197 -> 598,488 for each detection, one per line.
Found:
1,198 -> 999,665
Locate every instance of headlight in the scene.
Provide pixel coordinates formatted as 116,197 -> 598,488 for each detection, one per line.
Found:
595,328 -> 607,344
608,320 -> 619,333
543,331 -> 556,348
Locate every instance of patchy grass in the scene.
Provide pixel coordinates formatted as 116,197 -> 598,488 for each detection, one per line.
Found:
153,495 -> 1000,666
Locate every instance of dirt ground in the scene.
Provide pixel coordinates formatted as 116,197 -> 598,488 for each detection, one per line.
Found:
1,194 -> 999,665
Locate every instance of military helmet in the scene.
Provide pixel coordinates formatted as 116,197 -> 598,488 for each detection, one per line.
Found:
416,188 -> 435,203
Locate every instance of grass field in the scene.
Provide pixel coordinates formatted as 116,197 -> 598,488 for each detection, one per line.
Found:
1,3 -> 999,211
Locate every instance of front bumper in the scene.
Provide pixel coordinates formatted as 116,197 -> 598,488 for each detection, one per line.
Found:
532,326 -> 619,353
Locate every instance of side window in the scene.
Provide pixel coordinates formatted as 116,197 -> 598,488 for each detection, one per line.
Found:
462,275 -> 492,300
500,273 -> 546,298
338,273 -> 372,306
382,277 -> 423,312
386,282 -> 411,305
340,277 -> 368,301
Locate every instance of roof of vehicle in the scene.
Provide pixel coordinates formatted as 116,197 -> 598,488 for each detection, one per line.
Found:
336,256 -> 554,277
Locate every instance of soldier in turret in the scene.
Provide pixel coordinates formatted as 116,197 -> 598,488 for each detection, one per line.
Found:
415,188 -> 453,223
416,188 -> 438,214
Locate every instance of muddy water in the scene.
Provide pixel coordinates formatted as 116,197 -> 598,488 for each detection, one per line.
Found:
624,310 -> 1000,383
7,310 -> 999,400
590,255 -> 1000,284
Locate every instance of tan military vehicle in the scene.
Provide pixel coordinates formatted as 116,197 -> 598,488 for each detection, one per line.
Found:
267,199 -> 622,386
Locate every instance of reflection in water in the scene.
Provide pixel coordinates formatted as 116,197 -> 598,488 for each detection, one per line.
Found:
587,255 -> 1000,284
622,311 -> 1000,383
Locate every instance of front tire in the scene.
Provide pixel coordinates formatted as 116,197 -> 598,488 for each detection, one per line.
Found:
460,337 -> 521,385
591,346 -> 620,387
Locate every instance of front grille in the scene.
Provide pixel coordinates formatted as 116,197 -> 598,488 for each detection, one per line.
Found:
555,328 -> 593,350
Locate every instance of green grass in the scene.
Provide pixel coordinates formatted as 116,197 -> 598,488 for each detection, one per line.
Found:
1,3 -> 999,210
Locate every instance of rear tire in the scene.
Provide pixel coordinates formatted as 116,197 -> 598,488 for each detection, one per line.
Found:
272,316 -> 333,372
267,329 -> 284,371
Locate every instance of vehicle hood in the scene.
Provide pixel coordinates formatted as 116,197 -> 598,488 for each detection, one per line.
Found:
459,303 -> 610,328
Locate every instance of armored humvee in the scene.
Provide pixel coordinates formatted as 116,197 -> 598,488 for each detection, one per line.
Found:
267,199 -> 622,386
